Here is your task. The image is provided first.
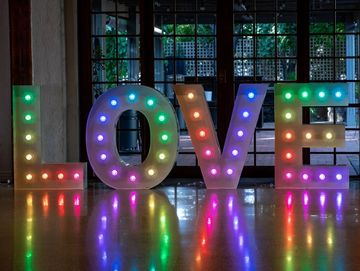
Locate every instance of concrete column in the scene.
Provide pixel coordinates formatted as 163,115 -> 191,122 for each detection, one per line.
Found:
0,0 -> 12,182
64,0 -> 80,161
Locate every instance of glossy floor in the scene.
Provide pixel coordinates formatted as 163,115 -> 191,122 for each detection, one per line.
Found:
1,184 -> 360,270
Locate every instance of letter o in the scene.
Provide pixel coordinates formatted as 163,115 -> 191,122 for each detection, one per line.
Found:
86,85 -> 178,189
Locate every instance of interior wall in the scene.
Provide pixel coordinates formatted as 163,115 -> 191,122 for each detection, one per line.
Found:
0,0 -> 12,182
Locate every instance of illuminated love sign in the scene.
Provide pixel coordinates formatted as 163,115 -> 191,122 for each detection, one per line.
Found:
173,84 -> 267,188
13,86 -> 86,190
86,85 -> 178,189
12,83 -> 350,190
275,83 -> 349,188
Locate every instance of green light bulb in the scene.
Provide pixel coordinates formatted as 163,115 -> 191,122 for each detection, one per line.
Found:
147,99 -> 155,106
24,114 -> 32,121
24,94 -> 32,101
161,134 -> 169,142
301,91 -> 309,98
284,92 -> 292,100
318,91 -> 325,98
158,114 -> 165,122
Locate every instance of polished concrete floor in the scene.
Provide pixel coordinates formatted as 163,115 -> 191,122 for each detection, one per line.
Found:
2,183 -> 360,270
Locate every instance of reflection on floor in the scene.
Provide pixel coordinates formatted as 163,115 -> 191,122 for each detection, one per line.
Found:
1,183 -> 360,270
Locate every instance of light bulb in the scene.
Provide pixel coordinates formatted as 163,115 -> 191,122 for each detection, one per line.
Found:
25,134 -> 32,141
147,99 -> 155,106
187,92 -> 194,99
58,173 -> 64,180
193,111 -> 200,118
161,134 -> 169,142
158,114 -> 165,122
248,92 -> 255,99
205,149 -> 212,156
336,174 -> 342,180
110,99 -> 117,106
285,112 -> 292,120
26,174 -> 33,181
74,173 -> 80,179
199,130 -> 206,138
285,172 -> 292,179
99,115 -> 106,122
159,153 -> 166,160
335,91 -> 342,98
318,91 -> 325,98
285,152 -> 293,160
97,135 -> 104,142
242,111 -> 250,118
237,130 -> 244,137
129,93 -> 136,101
226,168 -> 233,175
285,132 -> 293,140
319,173 -> 325,180
301,91 -> 309,98
210,168 -> 217,175
148,169 -> 155,176
129,175 -> 136,182
326,132 -> 333,140
25,114 -> 32,121
302,173 -> 309,180
111,170 -> 118,176
25,94 -> 32,101
100,154 -> 107,160
305,132 -> 312,139
285,92 -> 292,100
232,149 -> 239,156
25,154 -> 33,161
42,173 -> 48,180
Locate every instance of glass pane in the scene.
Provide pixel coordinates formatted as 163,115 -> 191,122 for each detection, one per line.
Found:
256,36 -> 275,57
335,35 -> 357,57
234,36 -> 254,58
310,35 -> 334,57
277,36 -> 297,57
256,154 -> 275,166
278,0 -> 297,10
154,0 -> 174,11
154,37 -> 174,58
176,37 -> 195,58
154,14 -> 175,35
277,59 -> 297,81
256,131 -> 274,152
234,0 -> 255,11
336,12 -> 360,33
256,59 -> 275,81
91,0 -> 116,12
197,60 -> 216,76
336,0 -> 360,10
277,13 -> 297,34
197,37 -> 216,58
176,0 -> 196,11
256,13 -> 276,34
255,0 -> 275,11
336,155 -> 358,176
310,0 -> 334,10
310,12 -> 334,33
197,14 -> 216,35
176,14 -> 196,35
234,13 -> 254,34
310,58 -> 334,80
234,59 -> 254,77
117,60 -> 141,82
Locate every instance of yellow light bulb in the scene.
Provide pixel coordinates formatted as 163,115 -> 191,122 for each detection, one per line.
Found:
159,153 -> 166,160
25,154 -> 33,161
326,132 -> 333,139
26,174 -> 33,181
193,111 -> 200,118
25,134 -> 32,141
42,173 -> 48,180
187,92 -> 194,99
285,112 -> 292,120
148,169 -> 155,176
305,132 -> 312,139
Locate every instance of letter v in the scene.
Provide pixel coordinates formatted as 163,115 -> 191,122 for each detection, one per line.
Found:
174,84 -> 268,188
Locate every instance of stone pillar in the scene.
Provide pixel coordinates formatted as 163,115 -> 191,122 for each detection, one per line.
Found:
31,0 -> 80,162
0,0 -> 12,182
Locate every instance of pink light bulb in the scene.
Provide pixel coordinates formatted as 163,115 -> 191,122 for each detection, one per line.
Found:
232,149 -> 239,156
285,172 -> 292,179
226,168 -> 233,175
205,149 -> 212,156
210,168 -> 217,175
130,175 -> 136,182
111,170 -> 118,176
319,173 -> 326,180
74,173 -> 80,179
302,173 -> 309,181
